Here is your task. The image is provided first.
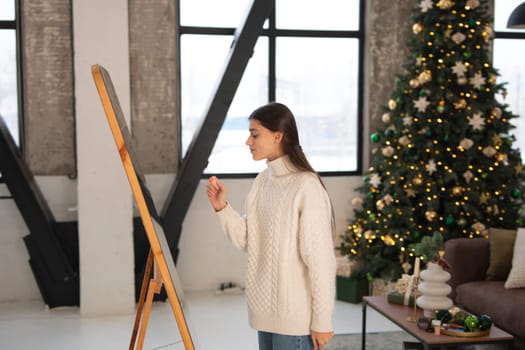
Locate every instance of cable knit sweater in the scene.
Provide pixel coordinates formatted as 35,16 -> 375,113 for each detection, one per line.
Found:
215,156 -> 336,335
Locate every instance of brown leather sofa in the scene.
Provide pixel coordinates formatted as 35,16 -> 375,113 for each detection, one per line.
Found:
444,238 -> 525,349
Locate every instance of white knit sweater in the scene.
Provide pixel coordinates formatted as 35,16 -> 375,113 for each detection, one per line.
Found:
215,156 -> 336,335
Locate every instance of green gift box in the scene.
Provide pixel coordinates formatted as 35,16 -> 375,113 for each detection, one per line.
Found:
336,276 -> 369,303
387,291 -> 415,306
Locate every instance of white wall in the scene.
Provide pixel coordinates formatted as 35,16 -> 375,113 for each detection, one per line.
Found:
0,174 -> 361,302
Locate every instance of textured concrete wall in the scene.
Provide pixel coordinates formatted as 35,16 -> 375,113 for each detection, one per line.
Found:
21,0 -> 180,176
129,0 -> 179,173
22,0 -> 75,177
367,0 -> 416,139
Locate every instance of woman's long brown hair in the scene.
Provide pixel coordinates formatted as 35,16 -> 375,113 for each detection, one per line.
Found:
248,102 -> 336,235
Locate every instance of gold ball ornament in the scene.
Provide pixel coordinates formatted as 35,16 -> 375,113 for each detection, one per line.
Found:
398,135 -> 410,147
452,186 -> 463,196
409,79 -> 420,88
352,197 -> 364,208
382,112 -> 391,123
437,0 -> 455,10
364,230 -> 375,240
413,23 -> 424,35
413,177 -> 423,185
453,99 -> 467,109
425,210 -> 438,221
492,107 -> 502,119
457,76 -> 467,85
418,70 -> 432,84
388,99 -> 397,110
376,199 -> 386,211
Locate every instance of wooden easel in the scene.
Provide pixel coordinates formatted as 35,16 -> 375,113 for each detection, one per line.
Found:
129,251 -> 163,350
92,64 -> 195,350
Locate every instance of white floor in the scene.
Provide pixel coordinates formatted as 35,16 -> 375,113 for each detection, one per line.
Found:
0,291 -> 400,350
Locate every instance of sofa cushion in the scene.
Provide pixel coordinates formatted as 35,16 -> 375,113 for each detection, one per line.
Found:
456,280 -> 525,340
486,228 -> 516,281
505,228 -> 525,288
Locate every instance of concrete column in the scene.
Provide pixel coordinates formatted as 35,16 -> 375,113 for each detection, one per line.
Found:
73,0 -> 134,315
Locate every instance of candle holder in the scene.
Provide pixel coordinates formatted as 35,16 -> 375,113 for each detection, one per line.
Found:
407,276 -> 419,322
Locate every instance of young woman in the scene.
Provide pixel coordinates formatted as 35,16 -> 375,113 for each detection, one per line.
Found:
206,102 -> 336,350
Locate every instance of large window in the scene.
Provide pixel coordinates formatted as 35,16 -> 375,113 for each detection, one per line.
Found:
494,2 -> 525,154
0,0 -> 20,146
179,0 -> 364,175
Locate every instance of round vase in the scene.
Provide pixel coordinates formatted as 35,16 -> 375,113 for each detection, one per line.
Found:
416,262 -> 453,318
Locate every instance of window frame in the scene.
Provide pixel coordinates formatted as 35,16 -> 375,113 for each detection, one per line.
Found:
178,0 -> 366,178
0,0 -> 23,184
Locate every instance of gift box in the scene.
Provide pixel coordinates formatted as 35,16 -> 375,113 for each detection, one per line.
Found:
387,291 -> 416,306
336,276 -> 369,303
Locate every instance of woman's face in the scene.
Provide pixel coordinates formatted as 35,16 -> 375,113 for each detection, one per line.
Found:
245,119 -> 284,161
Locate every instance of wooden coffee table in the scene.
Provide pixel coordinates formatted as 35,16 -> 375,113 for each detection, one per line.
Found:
361,295 -> 514,350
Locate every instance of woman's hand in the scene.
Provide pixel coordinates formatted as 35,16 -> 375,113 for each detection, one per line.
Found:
207,176 -> 227,212
311,331 -> 334,350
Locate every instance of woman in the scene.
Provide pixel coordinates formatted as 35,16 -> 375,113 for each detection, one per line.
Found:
206,102 -> 336,350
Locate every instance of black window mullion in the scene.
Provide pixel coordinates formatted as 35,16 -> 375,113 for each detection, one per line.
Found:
268,0 -> 276,102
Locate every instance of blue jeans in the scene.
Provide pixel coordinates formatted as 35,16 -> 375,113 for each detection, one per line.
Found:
258,331 -> 314,350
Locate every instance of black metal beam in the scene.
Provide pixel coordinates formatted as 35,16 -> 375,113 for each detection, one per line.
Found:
160,0 -> 273,258
0,115 -> 78,306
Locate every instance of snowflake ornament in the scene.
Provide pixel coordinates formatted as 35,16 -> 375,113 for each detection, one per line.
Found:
413,96 -> 431,112
470,72 -> 486,89
419,0 -> 433,13
426,159 -> 437,175
452,61 -> 467,77
469,112 -> 485,131
369,173 -> 382,188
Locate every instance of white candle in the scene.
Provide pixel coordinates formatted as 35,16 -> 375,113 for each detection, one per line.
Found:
414,257 -> 420,278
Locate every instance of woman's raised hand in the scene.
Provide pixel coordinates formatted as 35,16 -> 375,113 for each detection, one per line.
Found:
207,176 -> 228,212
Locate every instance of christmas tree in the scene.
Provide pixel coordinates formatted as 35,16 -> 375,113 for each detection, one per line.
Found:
340,0 -> 525,280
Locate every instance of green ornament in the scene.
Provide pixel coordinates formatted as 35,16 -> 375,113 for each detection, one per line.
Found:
454,311 -> 469,326
512,189 -> 521,198
419,90 -> 426,97
464,315 -> 479,332
481,173 -> 488,179
371,133 -> 380,143
363,176 -> 369,183
479,314 -> 492,331
367,191 -> 374,199
463,51 -> 471,59
385,129 -> 394,137
444,135 -> 449,142
445,216 -> 455,226
436,309 -> 452,323
505,138 -> 513,146
369,213 -> 376,220
413,230 -> 421,239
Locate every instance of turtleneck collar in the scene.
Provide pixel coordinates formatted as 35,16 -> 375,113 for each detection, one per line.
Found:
267,155 -> 296,177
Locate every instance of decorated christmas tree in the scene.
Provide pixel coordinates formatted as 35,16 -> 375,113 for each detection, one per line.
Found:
340,0 -> 525,280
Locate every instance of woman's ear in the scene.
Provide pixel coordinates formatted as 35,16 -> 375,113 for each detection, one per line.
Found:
274,131 -> 283,144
